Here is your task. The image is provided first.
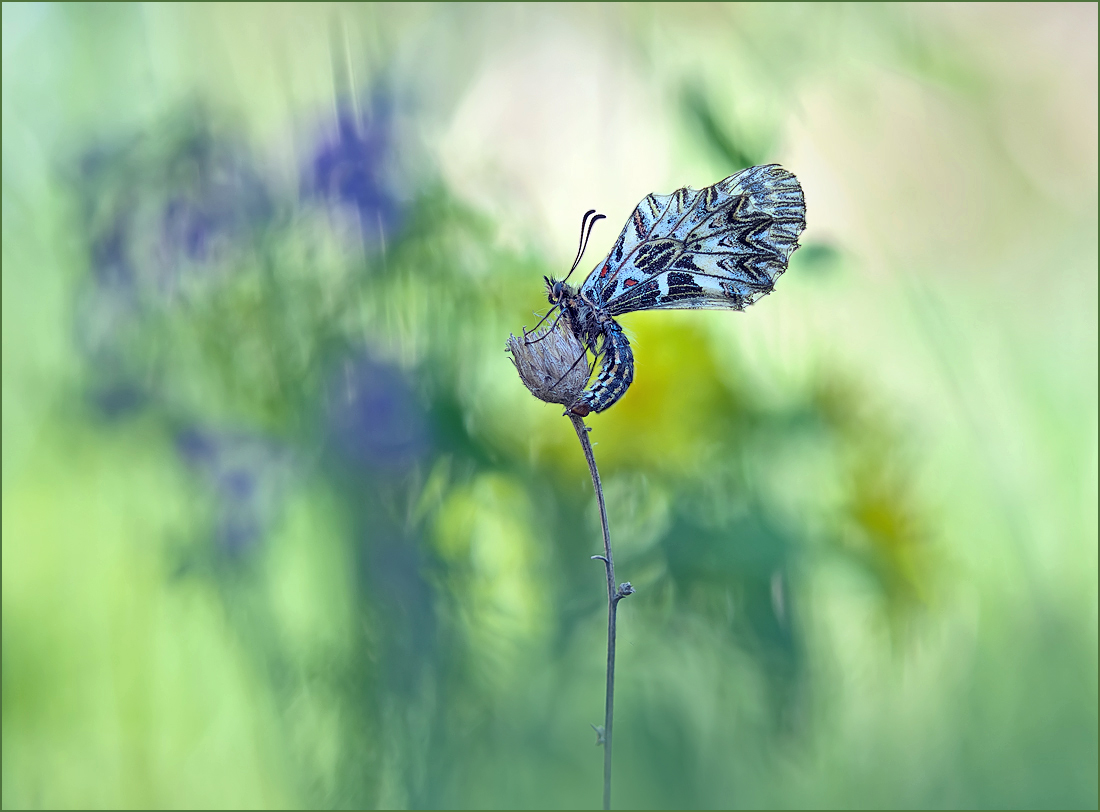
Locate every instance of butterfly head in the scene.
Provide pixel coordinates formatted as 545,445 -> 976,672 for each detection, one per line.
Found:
544,276 -> 573,305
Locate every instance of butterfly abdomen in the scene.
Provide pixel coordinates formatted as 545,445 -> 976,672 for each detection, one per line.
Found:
572,320 -> 634,416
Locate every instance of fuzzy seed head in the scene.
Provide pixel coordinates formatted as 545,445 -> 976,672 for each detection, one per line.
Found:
507,321 -> 589,406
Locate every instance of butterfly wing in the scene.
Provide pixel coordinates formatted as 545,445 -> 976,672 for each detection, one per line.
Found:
579,164 -> 805,316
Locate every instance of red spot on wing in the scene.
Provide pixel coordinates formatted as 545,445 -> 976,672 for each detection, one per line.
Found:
623,279 -> 638,288
600,263 -> 610,278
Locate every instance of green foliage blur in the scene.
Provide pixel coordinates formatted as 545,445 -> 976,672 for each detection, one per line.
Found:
3,4 -> 1096,809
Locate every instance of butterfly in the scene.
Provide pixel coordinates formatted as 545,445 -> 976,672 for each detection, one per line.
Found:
531,164 -> 806,416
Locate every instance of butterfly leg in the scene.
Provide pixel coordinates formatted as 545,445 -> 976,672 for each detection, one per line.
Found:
548,341 -> 596,392
523,304 -> 563,343
524,309 -> 568,345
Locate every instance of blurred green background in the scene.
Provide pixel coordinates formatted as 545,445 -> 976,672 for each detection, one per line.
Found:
2,3 -> 1096,809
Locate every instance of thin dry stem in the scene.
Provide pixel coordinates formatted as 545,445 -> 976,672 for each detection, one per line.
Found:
570,413 -> 633,810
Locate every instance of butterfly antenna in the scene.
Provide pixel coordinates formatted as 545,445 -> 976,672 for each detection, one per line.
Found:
571,210 -> 596,270
561,209 -> 606,284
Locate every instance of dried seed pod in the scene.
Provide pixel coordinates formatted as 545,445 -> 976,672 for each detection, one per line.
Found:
506,320 -> 590,407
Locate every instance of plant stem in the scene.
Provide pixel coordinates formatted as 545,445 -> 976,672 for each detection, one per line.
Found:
570,414 -> 632,811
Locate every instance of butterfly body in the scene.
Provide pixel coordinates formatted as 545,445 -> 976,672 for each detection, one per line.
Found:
542,164 -> 806,416
545,278 -> 634,416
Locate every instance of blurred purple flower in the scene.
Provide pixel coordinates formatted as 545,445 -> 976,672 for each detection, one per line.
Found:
176,427 -> 294,556
88,381 -> 146,419
79,123 -> 273,302
325,354 -> 431,474
305,94 -> 403,245
154,137 -> 272,277
74,117 -> 276,418
89,219 -> 135,290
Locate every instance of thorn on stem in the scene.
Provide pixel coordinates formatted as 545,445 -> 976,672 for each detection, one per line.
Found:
591,555 -> 609,564
591,724 -> 606,746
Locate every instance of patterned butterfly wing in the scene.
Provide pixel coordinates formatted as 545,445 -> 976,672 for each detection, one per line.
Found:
579,164 -> 806,316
